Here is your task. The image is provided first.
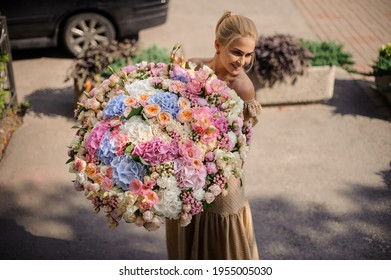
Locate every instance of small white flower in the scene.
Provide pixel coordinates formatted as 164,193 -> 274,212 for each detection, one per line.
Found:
194,188 -> 206,201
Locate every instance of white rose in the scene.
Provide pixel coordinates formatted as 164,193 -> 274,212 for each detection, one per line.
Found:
227,131 -> 238,148
204,192 -> 215,204
209,184 -> 222,196
237,134 -> 246,146
143,210 -> 154,222
239,145 -> 249,160
194,188 -> 206,201
161,78 -> 172,90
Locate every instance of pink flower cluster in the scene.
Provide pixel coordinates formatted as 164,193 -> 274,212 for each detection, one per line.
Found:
132,138 -> 179,165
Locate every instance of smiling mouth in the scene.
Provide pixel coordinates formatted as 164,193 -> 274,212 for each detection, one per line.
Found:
232,63 -> 242,71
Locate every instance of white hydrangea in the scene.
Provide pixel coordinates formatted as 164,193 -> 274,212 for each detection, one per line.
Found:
120,116 -> 153,145
153,186 -> 182,219
125,78 -> 156,96
156,175 -> 177,189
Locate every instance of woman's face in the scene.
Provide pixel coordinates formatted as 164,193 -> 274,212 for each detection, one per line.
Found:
217,36 -> 256,76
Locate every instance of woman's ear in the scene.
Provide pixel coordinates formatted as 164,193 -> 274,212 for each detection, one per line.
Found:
214,39 -> 221,54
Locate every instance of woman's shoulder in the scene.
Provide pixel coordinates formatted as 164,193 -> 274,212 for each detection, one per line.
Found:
230,72 -> 255,101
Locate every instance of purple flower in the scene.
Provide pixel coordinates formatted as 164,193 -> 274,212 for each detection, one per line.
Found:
97,132 -> 117,165
104,94 -> 126,119
111,155 -> 147,190
147,92 -> 179,117
170,64 -> 190,83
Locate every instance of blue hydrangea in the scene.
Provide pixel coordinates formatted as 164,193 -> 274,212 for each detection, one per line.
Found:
147,92 -> 179,117
172,74 -> 190,83
97,132 -> 117,165
111,155 -> 147,190
103,94 -> 126,119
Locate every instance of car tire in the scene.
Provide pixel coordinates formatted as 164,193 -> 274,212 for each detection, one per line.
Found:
63,13 -> 116,56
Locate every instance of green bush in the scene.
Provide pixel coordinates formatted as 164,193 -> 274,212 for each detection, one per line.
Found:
300,39 -> 354,70
131,44 -> 170,64
372,43 -> 391,76
100,44 -> 170,78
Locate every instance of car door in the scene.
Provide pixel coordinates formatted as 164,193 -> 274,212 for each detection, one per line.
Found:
0,0 -> 78,39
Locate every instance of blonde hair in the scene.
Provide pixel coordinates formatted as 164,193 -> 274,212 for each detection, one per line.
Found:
215,11 -> 258,47
215,11 -> 258,71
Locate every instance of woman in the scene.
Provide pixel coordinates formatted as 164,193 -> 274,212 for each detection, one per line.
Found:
166,11 -> 261,260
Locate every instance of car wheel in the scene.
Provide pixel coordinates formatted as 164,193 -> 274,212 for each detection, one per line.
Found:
63,13 -> 116,56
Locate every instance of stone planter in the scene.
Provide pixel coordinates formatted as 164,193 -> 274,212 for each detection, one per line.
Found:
249,66 -> 336,105
374,75 -> 391,92
374,74 -> 391,105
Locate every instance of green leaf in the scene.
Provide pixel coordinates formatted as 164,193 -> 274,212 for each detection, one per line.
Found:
124,143 -> 135,153
126,106 -> 143,119
65,157 -> 74,164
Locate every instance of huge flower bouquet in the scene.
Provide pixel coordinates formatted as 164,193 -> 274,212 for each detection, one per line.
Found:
67,46 -> 254,231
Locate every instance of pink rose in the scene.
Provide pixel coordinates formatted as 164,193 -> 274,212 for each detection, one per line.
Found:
205,79 -> 227,95
179,140 -> 201,161
205,162 -> 218,174
192,107 -> 213,133
186,80 -> 202,95
74,156 -> 86,172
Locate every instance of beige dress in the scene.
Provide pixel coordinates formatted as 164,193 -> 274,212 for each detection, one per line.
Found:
166,99 -> 261,260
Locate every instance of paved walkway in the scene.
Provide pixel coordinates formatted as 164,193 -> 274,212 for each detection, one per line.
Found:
293,0 -> 391,73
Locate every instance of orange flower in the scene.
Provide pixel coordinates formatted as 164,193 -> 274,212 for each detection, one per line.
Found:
143,104 -> 161,118
83,79 -> 93,91
178,97 -> 190,109
124,96 -> 137,107
158,111 -> 173,125
138,93 -> 150,104
177,108 -> 193,123
85,163 -> 97,179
